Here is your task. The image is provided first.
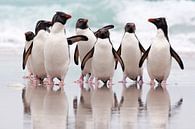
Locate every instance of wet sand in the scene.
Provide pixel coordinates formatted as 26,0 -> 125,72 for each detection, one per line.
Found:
0,51 -> 195,129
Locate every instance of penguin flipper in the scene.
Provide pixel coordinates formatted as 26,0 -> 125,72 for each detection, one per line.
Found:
139,46 -> 151,68
170,46 -> 184,70
22,43 -> 33,70
67,35 -> 88,45
117,44 -> 122,56
114,44 -> 122,69
112,48 -> 125,71
94,25 -> 114,37
74,45 -> 79,65
102,25 -> 114,30
135,34 -> 145,53
81,47 -> 94,70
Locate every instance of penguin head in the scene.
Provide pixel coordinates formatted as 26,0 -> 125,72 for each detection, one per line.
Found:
125,23 -> 136,33
25,31 -> 35,41
148,17 -> 169,41
76,18 -> 89,29
35,20 -> 52,35
95,25 -> 114,39
96,28 -> 110,39
148,17 -> 167,29
52,11 -> 71,25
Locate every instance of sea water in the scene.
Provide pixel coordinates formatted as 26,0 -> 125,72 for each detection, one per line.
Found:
0,0 -> 195,53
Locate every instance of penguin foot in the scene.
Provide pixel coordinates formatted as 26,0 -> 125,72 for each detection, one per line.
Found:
95,79 -> 100,87
161,80 -> 167,89
79,83 -> 84,89
86,76 -> 94,83
74,75 -> 84,84
150,80 -> 155,86
59,81 -> 64,87
138,79 -> 143,86
108,81 -> 113,87
32,79 -> 37,87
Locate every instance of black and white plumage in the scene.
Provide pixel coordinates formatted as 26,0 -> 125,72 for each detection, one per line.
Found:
22,31 -> 35,76
74,18 -> 97,83
44,12 -> 88,87
81,25 -> 124,85
117,23 -> 145,83
30,20 -> 52,82
139,17 -> 184,86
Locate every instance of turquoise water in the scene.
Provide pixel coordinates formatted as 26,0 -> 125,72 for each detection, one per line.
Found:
0,0 -> 195,52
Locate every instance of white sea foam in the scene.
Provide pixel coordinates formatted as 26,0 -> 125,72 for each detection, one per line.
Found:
0,0 -> 195,53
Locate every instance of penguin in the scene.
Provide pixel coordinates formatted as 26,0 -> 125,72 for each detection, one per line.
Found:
22,31 -> 35,77
44,11 -> 88,87
117,23 -> 145,83
139,17 -> 184,86
30,20 -> 52,83
81,25 -> 125,85
74,18 -> 97,83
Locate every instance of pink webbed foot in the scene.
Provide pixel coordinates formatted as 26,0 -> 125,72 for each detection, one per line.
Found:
108,79 -> 114,87
138,76 -> 143,86
47,76 -> 54,85
32,76 -> 38,87
150,80 -> 155,88
161,80 -> 167,89
94,79 -> 100,88
87,75 -> 94,83
74,75 -> 84,84
59,81 -> 64,88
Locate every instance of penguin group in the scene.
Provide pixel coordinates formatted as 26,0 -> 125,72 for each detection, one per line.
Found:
22,11 -> 184,88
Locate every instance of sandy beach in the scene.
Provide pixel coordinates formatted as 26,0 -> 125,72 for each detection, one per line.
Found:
0,51 -> 195,129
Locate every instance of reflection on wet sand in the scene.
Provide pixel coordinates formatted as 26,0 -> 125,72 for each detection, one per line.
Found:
91,84 -> 117,129
22,82 -> 68,129
119,83 -> 142,129
146,85 -> 170,129
74,83 -> 93,129
22,82 -> 183,129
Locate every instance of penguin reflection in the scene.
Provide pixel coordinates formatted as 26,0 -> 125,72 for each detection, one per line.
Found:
119,83 -> 142,129
22,82 -> 68,129
42,87 -> 68,129
146,85 -> 170,129
91,84 -> 117,129
22,82 -> 47,129
74,83 -> 93,129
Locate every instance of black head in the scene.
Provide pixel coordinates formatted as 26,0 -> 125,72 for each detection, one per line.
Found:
125,23 -> 136,33
96,28 -> 110,39
52,11 -> 71,25
76,18 -> 89,29
35,20 -> 52,35
25,31 -> 35,41
148,17 -> 169,41
95,25 -> 114,39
